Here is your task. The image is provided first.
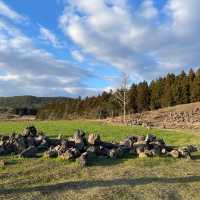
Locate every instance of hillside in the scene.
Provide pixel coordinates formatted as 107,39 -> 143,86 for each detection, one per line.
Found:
111,102 -> 200,129
0,96 -> 71,118
0,96 -> 70,108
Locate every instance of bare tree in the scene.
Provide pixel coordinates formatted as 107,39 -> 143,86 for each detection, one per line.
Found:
114,73 -> 129,124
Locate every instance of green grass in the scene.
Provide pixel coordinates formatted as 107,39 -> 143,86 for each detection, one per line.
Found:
0,120 -> 200,200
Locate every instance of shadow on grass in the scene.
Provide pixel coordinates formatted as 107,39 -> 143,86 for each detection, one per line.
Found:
192,155 -> 200,160
91,154 -> 134,167
1,176 -> 200,195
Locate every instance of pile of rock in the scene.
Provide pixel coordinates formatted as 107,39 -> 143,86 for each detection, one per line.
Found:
0,126 -> 198,167
43,129 -> 198,166
0,126 -> 50,157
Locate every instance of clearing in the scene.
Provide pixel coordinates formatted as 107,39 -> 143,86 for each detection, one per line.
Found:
0,120 -> 200,200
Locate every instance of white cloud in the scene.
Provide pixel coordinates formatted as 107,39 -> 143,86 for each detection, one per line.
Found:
0,19 -> 92,96
60,0 -> 200,81
71,50 -> 85,62
139,0 -> 158,19
64,86 -> 111,97
0,0 -> 26,22
39,26 -> 61,48
0,74 -> 19,81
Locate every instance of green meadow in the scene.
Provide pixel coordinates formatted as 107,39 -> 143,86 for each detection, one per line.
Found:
0,120 -> 200,200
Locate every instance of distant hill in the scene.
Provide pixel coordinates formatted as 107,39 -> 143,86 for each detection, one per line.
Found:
0,96 -> 70,109
0,96 -> 71,116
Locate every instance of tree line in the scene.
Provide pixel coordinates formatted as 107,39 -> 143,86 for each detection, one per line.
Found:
37,68 -> 200,120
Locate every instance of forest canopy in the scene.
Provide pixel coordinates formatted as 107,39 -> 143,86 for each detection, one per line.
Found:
37,68 -> 200,120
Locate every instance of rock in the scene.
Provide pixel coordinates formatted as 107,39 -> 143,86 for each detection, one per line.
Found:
57,134 -> 63,140
73,130 -> 85,151
49,138 -> 61,146
26,136 -> 35,147
97,146 -> 110,157
139,152 -> 148,158
145,134 -> 156,143
116,146 -> 127,157
77,152 -> 94,167
120,138 -> 133,148
150,148 -> 160,156
144,149 -> 153,157
14,136 -> 26,153
88,133 -> 101,145
57,140 -> 68,155
137,135 -> 145,142
23,126 -> 37,137
133,142 -> 146,154
43,149 -> 58,158
19,146 -> 37,158
178,148 -> 191,159
87,146 -> 98,154
60,149 -> 74,160
0,146 -> 5,155
99,141 -> 119,149
109,149 -> 118,159
129,148 -> 137,155
161,148 -> 167,154
34,134 -> 45,146
187,145 -> 198,153
0,160 -> 6,167
169,150 -> 180,158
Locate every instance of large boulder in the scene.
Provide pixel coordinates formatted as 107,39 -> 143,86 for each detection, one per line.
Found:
0,146 -> 4,155
120,137 -> 135,148
169,149 -> 180,158
137,135 -> 145,142
145,134 -> 156,143
77,152 -> 94,167
88,133 -> 101,146
0,160 -> 6,167
19,146 -> 37,158
14,136 -> 26,153
43,149 -> 58,158
23,126 -> 37,137
26,136 -> 35,147
73,132 -> 85,151
139,152 -> 148,158
60,150 -> 74,160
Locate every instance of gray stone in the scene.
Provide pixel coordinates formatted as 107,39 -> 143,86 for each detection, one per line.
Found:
19,146 -> 37,158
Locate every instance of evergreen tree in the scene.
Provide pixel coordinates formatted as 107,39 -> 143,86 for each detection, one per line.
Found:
136,81 -> 149,112
161,74 -> 175,107
171,71 -> 189,105
191,69 -> 200,102
149,79 -> 162,109
128,83 -> 137,113
188,68 -> 195,101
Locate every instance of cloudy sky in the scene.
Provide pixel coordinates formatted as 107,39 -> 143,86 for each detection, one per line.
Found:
0,0 -> 199,97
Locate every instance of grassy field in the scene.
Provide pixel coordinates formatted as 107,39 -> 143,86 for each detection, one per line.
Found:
0,120 -> 200,200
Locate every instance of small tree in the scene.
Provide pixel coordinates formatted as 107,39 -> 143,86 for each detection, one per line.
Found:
114,73 -> 129,123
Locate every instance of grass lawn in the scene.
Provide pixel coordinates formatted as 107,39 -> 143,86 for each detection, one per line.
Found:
0,120 -> 200,200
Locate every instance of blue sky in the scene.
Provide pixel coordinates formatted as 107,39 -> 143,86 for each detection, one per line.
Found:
0,0 -> 200,97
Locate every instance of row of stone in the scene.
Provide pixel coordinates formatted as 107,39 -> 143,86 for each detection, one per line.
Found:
43,130 -> 198,166
0,126 -> 198,167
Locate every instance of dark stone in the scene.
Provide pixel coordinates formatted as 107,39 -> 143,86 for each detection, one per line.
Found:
88,133 -> 101,146
19,146 -> 37,158
77,151 -> 94,167
0,160 -> 6,167
60,149 -> 74,160
44,149 -> 58,158
137,135 -> 145,142
145,134 -> 156,143
169,149 -> 180,158
23,126 -> 37,137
